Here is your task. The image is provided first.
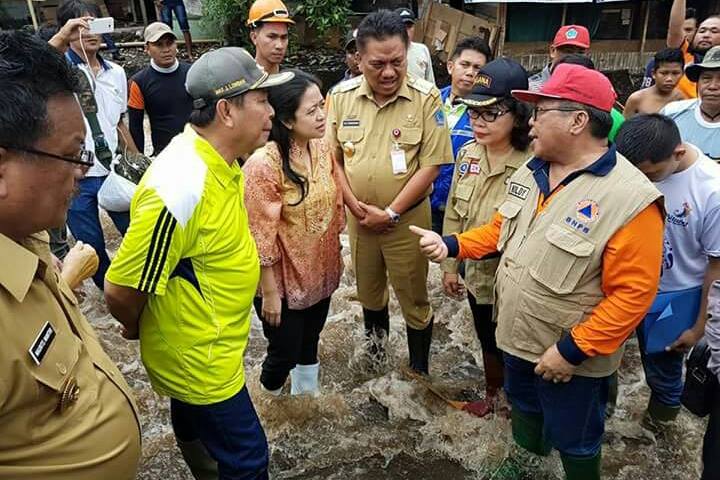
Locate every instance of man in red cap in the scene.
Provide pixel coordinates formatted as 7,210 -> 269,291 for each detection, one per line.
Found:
410,64 -> 664,479
528,25 -> 591,91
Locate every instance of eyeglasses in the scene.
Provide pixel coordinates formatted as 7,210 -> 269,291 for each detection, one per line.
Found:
3,146 -> 95,167
468,109 -> 510,122
531,107 -> 584,121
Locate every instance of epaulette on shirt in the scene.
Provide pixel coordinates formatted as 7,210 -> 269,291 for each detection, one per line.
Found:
460,138 -> 476,150
332,75 -> 363,94
407,76 -> 436,97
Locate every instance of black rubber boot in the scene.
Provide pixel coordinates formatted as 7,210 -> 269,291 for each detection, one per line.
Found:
560,451 -> 601,480
407,318 -> 433,374
363,306 -> 389,359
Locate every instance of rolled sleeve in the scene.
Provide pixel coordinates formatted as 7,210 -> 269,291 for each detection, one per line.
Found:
242,152 -> 283,267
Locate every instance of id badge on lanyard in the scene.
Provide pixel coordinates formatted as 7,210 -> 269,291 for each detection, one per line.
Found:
391,142 -> 407,175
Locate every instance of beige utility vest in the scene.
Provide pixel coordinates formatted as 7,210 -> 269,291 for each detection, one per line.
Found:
493,153 -> 662,377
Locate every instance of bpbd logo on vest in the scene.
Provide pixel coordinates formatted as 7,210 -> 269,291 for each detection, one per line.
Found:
565,199 -> 599,234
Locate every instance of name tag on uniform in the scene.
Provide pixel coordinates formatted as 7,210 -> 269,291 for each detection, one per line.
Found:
508,182 -> 530,200
29,321 -> 56,365
391,144 -> 407,174
342,119 -> 361,127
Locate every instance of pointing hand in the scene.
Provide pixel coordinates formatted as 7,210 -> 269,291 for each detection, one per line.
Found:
409,225 -> 448,263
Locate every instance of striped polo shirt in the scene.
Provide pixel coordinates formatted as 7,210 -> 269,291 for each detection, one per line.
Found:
106,125 -> 260,405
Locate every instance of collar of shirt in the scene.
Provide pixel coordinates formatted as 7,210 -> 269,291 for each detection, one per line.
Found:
526,144 -> 617,197
150,59 -> 180,74
66,48 -> 111,71
0,232 -> 51,302
185,125 -> 242,187
443,96 -> 467,131
358,76 -> 413,104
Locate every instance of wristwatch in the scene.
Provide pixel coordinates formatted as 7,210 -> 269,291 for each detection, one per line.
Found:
385,207 -> 400,224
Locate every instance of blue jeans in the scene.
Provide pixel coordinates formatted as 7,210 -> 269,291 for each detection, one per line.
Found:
637,326 -> 684,407
171,387 -> 269,479
161,0 -> 190,31
504,353 -> 609,457
66,176 -> 129,290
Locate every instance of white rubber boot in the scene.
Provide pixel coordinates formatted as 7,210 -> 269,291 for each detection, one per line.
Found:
290,363 -> 320,396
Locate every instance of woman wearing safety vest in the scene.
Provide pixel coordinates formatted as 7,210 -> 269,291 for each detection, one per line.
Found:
441,58 -> 531,417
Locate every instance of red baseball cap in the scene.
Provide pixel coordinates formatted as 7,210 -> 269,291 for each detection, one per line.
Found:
552,25 -> 590,49
511,64 -> 617,112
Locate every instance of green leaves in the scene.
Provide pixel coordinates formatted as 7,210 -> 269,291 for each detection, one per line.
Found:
295,0 -> 352,37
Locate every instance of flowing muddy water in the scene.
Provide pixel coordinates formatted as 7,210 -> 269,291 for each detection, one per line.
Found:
85,224 -> 707,479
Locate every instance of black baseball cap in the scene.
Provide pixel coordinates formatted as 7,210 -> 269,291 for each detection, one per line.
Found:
457,57 -> 529,108
395,7 -> 416,24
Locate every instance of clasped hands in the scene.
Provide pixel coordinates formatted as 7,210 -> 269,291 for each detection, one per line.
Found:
352,201 -> 395,234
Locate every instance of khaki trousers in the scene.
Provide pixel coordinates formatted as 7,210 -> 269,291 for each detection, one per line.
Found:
348,199 -> 432,330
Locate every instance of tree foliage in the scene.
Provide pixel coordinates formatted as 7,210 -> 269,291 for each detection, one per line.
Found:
295,0 -> 352,37
202,0 -> 351,46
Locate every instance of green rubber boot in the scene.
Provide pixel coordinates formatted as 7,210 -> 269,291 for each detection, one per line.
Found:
560,451 -> 601,480
511,408 -> 551,457
642,396 -> 680,430
176,438 -> 218,480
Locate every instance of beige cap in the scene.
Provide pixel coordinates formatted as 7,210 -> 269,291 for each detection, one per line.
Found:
144,22 -> 177,43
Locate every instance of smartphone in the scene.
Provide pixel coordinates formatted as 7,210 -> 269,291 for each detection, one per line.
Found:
88,17 -> 114,35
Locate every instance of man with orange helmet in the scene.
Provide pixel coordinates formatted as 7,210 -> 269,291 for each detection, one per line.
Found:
247,0 -> 295,74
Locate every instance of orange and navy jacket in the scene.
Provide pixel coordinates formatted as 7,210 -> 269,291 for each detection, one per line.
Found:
442,148 -> 664,365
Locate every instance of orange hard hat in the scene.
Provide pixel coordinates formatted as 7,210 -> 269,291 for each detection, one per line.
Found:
246,0 -> 295,28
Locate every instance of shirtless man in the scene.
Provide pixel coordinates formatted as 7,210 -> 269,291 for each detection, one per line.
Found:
625,48 -> 685,118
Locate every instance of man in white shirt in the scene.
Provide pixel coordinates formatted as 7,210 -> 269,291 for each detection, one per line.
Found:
54,0 -> 139,289
661,45 -> 720,161
396,7 -> 435,85
616,114 -> 720,427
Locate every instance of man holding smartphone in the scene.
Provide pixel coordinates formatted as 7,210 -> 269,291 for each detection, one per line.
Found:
54,0 -> 140,291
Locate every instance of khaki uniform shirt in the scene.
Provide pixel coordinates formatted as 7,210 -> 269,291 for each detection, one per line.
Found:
0,233 -> 141,479
441,143 -> 529,303
327,75 -> 453,208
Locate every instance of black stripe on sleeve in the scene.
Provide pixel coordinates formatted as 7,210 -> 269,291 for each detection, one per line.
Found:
148,217 -> 178,293
137,207 -> 170,291
140,211 -> 177,293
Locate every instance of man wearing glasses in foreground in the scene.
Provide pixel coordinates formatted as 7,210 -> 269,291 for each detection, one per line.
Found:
411,64 -> 664,479
0,31 -> 141,479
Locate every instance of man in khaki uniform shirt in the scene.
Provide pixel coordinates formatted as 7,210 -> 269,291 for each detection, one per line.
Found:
326,10 -> 453,374
0,31 -> 141,479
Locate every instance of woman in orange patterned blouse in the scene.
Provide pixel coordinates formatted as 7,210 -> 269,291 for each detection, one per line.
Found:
244,70 -> 344,396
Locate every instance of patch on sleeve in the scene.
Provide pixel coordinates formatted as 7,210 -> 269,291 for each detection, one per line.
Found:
435,107 -> 446,127
508,182 -> 530,200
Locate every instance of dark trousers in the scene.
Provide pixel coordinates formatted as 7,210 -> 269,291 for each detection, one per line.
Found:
702,381 -> 720,480
253,296 -> 331,391
637,326 -> 685,407
431,208 -> 444,235
170,387 -> 269,480
467,292 -> 499,358
67,176 -> 130,289
161,0 -> 191,31
504,353 -> 609,457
